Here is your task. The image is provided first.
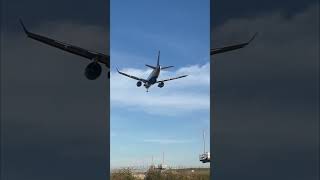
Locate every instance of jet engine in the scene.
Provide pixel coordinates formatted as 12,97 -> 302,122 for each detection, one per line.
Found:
84,62 -> 102,80
136,81 -> 142,87
158,82 -> 164,88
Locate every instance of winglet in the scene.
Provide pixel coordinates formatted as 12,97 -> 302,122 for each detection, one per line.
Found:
116,67 -> 121,74
19,19 -> 29,35
247,32 -> 258,44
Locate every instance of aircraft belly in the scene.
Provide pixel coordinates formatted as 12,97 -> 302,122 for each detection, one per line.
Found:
149,77 -> 157,84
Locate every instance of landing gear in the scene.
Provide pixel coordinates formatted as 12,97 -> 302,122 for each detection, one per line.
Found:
144,83 -> 150,92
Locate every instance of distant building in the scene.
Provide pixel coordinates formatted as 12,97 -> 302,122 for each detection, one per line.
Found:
156,163 -> 167,170
156,152 -> 167,170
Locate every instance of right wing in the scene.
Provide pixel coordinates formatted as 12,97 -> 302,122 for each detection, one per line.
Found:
160,66 -> 174,70
19,19 -> 110,68
211,33 -> 257,55
157,75 -> 188,83
116,68 -> 148,83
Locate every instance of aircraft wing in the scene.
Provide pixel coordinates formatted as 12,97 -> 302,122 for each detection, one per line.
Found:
157,75 -> 188,83
19,19 -> 110,68
116,68 -> 148,83
210,33 -> 257,55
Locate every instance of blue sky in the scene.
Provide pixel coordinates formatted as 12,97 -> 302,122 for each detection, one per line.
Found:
110,0 -> 210,168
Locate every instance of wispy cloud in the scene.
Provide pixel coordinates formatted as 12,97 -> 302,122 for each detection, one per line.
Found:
143,138 -> 195,144
110,62 -> 210,115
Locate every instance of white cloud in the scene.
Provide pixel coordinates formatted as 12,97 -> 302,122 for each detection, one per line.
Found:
110,63 -> 210,115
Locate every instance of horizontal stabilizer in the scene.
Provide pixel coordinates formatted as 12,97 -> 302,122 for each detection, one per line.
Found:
161,66 -> 174,70
145,64 -> 156,69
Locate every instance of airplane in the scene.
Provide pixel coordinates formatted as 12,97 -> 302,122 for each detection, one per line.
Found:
116,51 -> 188,92
19,19 -> 255,80
19,19 -> 110,80
210,33 -> 258,55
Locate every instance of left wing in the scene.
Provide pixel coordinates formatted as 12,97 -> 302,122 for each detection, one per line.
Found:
116,68 -> 148,83
211,33 -> 257,55
19,19 -> 110,68
157,75 -> 188,83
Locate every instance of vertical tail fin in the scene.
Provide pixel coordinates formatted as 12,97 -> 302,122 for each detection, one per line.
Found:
157,50 -> 160,66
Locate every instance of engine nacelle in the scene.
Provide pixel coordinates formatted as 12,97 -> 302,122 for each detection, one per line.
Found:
136,81 -> 142,87
85,62 -> 102,80
158,82 -> 164,88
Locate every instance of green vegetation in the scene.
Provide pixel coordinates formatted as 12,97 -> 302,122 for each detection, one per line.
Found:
146,168 -> 210,180
111,167 -> 210,180
111,168 -> 139,180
